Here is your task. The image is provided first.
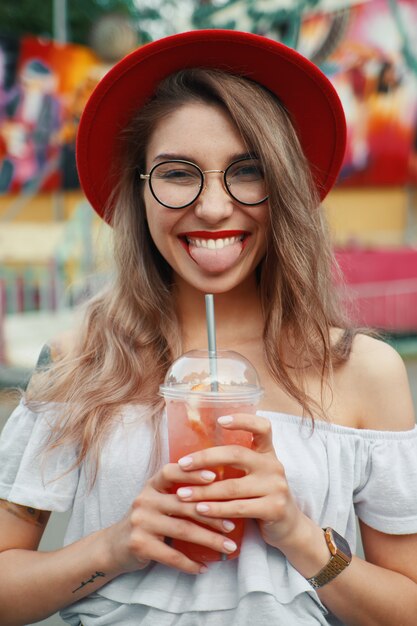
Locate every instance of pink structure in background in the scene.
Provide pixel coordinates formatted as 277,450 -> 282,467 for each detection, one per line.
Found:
336,247 -> 417,332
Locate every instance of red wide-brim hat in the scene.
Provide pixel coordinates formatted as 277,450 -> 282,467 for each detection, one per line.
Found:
76,29 -> 346,222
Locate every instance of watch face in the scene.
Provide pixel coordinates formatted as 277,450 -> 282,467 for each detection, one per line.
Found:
332,529 -> 352,560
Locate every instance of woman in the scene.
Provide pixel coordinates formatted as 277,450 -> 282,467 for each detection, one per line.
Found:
0,30 -> 416,626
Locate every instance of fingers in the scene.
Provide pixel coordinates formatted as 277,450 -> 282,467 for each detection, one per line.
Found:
130,535 -> 208,575
145,463 -> 242,533
154,492 -> 238,534
170,413 -> 287,528
157,413 -> 299,551
172,414 -> 284,508
175,474 -> 263,502
177,442 -> 279,477
193,494 -> 286,524
149,463 -> 218,492
217,413 -> 273,453
129,507 -> 239,574
126,449 -> 259,575
151,514 -> 238,557
128,527 -> 209,575
194,496 -> 270,520
175,468 -> 286,514
177,444 -> 254,474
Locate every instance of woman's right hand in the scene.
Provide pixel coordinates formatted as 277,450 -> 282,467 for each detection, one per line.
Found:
104,462 -> 238,575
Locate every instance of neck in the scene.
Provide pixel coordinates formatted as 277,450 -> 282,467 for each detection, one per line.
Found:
173,274 -> 264,352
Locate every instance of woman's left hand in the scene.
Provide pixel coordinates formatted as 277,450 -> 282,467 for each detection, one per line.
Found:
175,413 -> 303,549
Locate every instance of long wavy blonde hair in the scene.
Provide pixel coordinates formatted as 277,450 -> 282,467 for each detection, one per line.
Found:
27,68 -> 353,481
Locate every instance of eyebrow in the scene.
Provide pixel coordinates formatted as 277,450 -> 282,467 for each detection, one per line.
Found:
152,151 -> 256,164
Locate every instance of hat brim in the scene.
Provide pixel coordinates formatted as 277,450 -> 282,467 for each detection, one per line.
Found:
76,29 -> 346,221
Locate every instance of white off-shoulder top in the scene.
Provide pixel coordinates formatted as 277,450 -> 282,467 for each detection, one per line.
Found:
1,401 -> 417,626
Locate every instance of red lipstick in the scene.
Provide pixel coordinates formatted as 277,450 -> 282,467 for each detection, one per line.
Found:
179,230 -> 248,240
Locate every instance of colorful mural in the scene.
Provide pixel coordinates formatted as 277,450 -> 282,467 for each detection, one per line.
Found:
303,0 -> 417,187
0,36 -> 101,193
1,1 -> 417,193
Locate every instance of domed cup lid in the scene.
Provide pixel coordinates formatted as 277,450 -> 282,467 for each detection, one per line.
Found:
160,349 -> 263,403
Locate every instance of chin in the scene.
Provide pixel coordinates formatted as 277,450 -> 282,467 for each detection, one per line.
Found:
182,267 -> 255,295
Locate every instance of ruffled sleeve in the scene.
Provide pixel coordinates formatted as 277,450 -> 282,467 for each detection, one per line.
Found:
353,427 -> 417,534
0,400 -> 79,511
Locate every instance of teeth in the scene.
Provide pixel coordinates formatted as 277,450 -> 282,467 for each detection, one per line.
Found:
187,235 -> 244,249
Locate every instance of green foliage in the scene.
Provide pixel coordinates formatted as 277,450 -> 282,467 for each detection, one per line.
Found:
0,0 -> 138,45
0,2 -> 54,40
388,0 -> 417,75
192,0 -> 323,48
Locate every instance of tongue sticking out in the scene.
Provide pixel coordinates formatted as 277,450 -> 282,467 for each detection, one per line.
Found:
188,240 -> 243,273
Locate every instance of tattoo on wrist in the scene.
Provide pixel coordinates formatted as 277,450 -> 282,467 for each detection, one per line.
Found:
72,571 -> 106,593
0,499 -> 46,527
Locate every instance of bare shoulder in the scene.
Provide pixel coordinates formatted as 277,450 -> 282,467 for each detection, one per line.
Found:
345,333 -> 415,431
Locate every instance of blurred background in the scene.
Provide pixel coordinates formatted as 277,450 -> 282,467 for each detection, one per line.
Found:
0,1 -> 416,624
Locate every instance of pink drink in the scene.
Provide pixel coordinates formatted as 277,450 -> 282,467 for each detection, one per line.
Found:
166,397 -> 255,562
160,349 -> 263,563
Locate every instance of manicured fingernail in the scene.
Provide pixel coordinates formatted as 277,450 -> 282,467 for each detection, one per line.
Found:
218,415 -> 233,425
201,470 -> 216,481
196,503 -> 210,513
199,565 -> 208,573
222,520 -> 235,532
177,487 -> 193,498
178,456 -> 193,467
223,539 -> 237,552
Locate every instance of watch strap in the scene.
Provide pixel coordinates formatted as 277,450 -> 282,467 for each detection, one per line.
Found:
307,528 -> 352,589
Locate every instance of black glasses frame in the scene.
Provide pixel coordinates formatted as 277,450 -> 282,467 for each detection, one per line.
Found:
139,157 -> 269,209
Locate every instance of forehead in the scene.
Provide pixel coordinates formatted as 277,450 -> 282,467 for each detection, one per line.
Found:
146,101 -> 246,162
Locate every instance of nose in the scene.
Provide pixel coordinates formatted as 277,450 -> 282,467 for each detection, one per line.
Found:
193,173 -> 234,223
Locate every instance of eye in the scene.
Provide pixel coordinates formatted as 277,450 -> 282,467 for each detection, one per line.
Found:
228,160 -> 264,182
153,163 -> 201,185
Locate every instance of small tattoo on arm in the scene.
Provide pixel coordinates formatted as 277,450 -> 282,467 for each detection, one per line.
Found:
0,499 -> 46,527
35,344 -> 53,370
72,571 -> 106,593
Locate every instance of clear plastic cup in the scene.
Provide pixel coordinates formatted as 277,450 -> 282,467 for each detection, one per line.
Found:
160,349 -> 263,562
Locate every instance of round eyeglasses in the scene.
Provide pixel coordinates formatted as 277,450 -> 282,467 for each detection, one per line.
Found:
139,157 -> 268,209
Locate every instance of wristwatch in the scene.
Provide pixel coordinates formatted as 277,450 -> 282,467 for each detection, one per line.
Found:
306,527 -> 352,589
